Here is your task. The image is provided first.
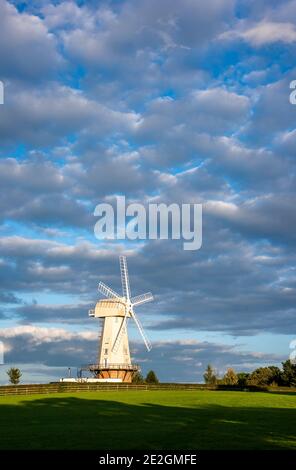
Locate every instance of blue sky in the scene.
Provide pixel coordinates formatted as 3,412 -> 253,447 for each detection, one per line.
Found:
0,0 -> 296,383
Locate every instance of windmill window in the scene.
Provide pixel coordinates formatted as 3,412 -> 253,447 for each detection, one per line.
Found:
104,349 -> 108,355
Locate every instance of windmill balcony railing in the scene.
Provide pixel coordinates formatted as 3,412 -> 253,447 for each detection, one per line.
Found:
83,363 -> 140,371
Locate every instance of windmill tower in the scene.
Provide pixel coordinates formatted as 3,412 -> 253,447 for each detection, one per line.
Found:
88,256 -> 153,383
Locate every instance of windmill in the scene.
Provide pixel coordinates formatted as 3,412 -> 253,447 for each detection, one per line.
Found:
88,256 -> 153,382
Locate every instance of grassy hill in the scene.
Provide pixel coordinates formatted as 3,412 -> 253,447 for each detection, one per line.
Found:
0,390 -> 295,449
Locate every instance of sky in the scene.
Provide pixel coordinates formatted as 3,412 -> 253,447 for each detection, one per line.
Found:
0,0 -> 295,384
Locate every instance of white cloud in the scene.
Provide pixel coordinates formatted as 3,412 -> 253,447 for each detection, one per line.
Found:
243,21 -> 296,46
205,200 -> 239,217
0,83 -> 141,145
0,236 -> 107,260
0,325 -> 97,343
222,20 -> 296,46
193,88 -> 249,118
0,0 -> 61,80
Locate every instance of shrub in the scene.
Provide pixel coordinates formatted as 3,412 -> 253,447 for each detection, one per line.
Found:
247,366 -> 282,387
237,372 -> 249,387
7,367 -> 22,385
203,364 -> 217,385
145,370 -> 159,384
132,371 -> 145,384
222,368 -> 238,385
282,360 -> 296,387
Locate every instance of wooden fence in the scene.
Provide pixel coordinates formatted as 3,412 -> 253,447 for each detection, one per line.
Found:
0,383 -> 214,396
0,382 -> 295,397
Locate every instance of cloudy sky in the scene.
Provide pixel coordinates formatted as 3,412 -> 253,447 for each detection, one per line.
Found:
0,0 -> 295,384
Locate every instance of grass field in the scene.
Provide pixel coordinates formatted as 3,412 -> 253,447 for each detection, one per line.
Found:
0,390 -> 295,449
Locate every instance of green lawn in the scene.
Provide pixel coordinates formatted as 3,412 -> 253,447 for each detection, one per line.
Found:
0,390 -> 295,449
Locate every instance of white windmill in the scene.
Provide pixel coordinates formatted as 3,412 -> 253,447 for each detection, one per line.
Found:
88,256 -> 153,382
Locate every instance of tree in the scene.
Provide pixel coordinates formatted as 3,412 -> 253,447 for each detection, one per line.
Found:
267,366 -> 283,386
132,371 -> 145,384
7,367 -> 22,385
237,372 -> 249,387
145,370 -> 159,384
222,368 -> 238,385
203,364 -> 217,385
282,360 -> 296,387
247,366 -> 282,387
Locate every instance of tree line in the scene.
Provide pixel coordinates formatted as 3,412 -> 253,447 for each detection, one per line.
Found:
203,360 -> 296,387
132,370 -> 159,384
6,362 -> 296,387
5,367 -> 159,385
